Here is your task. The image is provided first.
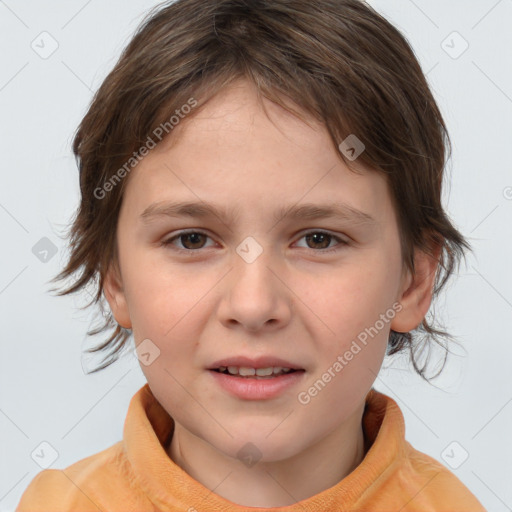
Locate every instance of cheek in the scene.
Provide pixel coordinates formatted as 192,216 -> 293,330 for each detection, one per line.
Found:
301,267 -> 394,417
317,256 -> 400,335
122,250 -> 210,338
306,251 -> 401,393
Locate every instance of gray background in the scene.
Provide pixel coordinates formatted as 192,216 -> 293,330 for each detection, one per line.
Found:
1,0 -> 511,510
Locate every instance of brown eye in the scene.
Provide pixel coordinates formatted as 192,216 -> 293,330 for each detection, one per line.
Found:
162,231 -> 213,251
161,229 -> 348,255
180,233 -> 207,250
304,232 -> 332,250
296,231 -> 348,253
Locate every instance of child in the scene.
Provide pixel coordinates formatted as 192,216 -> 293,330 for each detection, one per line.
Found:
17,0 -> 486,510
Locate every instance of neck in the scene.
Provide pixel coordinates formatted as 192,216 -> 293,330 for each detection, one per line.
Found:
166,405 -> 367,508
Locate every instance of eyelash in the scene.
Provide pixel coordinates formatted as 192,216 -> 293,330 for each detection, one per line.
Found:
161,230 -> 349,255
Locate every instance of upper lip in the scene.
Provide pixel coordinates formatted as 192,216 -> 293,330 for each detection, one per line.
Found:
208,356 -> 304,370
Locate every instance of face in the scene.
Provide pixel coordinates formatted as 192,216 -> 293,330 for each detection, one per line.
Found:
105,79 -> 429,463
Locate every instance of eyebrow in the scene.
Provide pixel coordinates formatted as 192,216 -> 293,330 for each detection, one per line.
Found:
140,200 -> 377,227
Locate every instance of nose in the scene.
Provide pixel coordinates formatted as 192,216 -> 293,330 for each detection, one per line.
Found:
217,246 -> 292,333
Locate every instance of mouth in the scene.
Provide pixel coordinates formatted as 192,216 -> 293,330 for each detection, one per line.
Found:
210,366 -> 304,379
208,355 -> 305,376
208,363 -> 306,400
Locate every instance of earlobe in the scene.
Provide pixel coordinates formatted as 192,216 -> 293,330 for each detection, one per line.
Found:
103,263 -> 132,329
390,244 -> 441,333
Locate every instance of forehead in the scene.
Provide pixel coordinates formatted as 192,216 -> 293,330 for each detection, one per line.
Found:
121,80 -> 394,228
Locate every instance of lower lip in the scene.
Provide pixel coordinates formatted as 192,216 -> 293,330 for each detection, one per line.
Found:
209,370 -> 306,400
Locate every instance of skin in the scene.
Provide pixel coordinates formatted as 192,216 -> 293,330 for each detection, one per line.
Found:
104,79 -> 440,508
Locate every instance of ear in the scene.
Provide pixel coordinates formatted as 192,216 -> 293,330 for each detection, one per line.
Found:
390,242 -> 442,333
103,261 -> 132,329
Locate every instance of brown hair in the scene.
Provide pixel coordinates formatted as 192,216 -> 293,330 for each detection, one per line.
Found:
50,0 -> 471,380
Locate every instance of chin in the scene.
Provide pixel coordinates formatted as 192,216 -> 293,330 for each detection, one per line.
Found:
219,431 -> 304,464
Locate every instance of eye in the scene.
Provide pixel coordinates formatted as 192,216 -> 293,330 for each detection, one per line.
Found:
161,231 -> 214,252
161,229 -> 348,254
294,231 -> 348,253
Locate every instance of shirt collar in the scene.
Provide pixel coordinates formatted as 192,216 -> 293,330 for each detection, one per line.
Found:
124,383 -> 405,511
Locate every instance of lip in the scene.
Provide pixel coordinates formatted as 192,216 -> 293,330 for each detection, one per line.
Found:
209,369 -> 306,400
207,355 -> 304,371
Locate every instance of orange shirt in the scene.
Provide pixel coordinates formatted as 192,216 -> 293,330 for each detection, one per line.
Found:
16,383 -> 485,511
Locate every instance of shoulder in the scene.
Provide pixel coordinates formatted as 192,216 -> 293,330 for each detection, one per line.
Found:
16,467 -> 96,512
16,441 -> 150,512
399,441 -> 486,511
364,390 -> 486,511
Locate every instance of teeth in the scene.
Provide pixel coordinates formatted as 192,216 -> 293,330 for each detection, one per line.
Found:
238,367 -> 256,376
255,367 -> 273,376
219,366 -> 294,376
